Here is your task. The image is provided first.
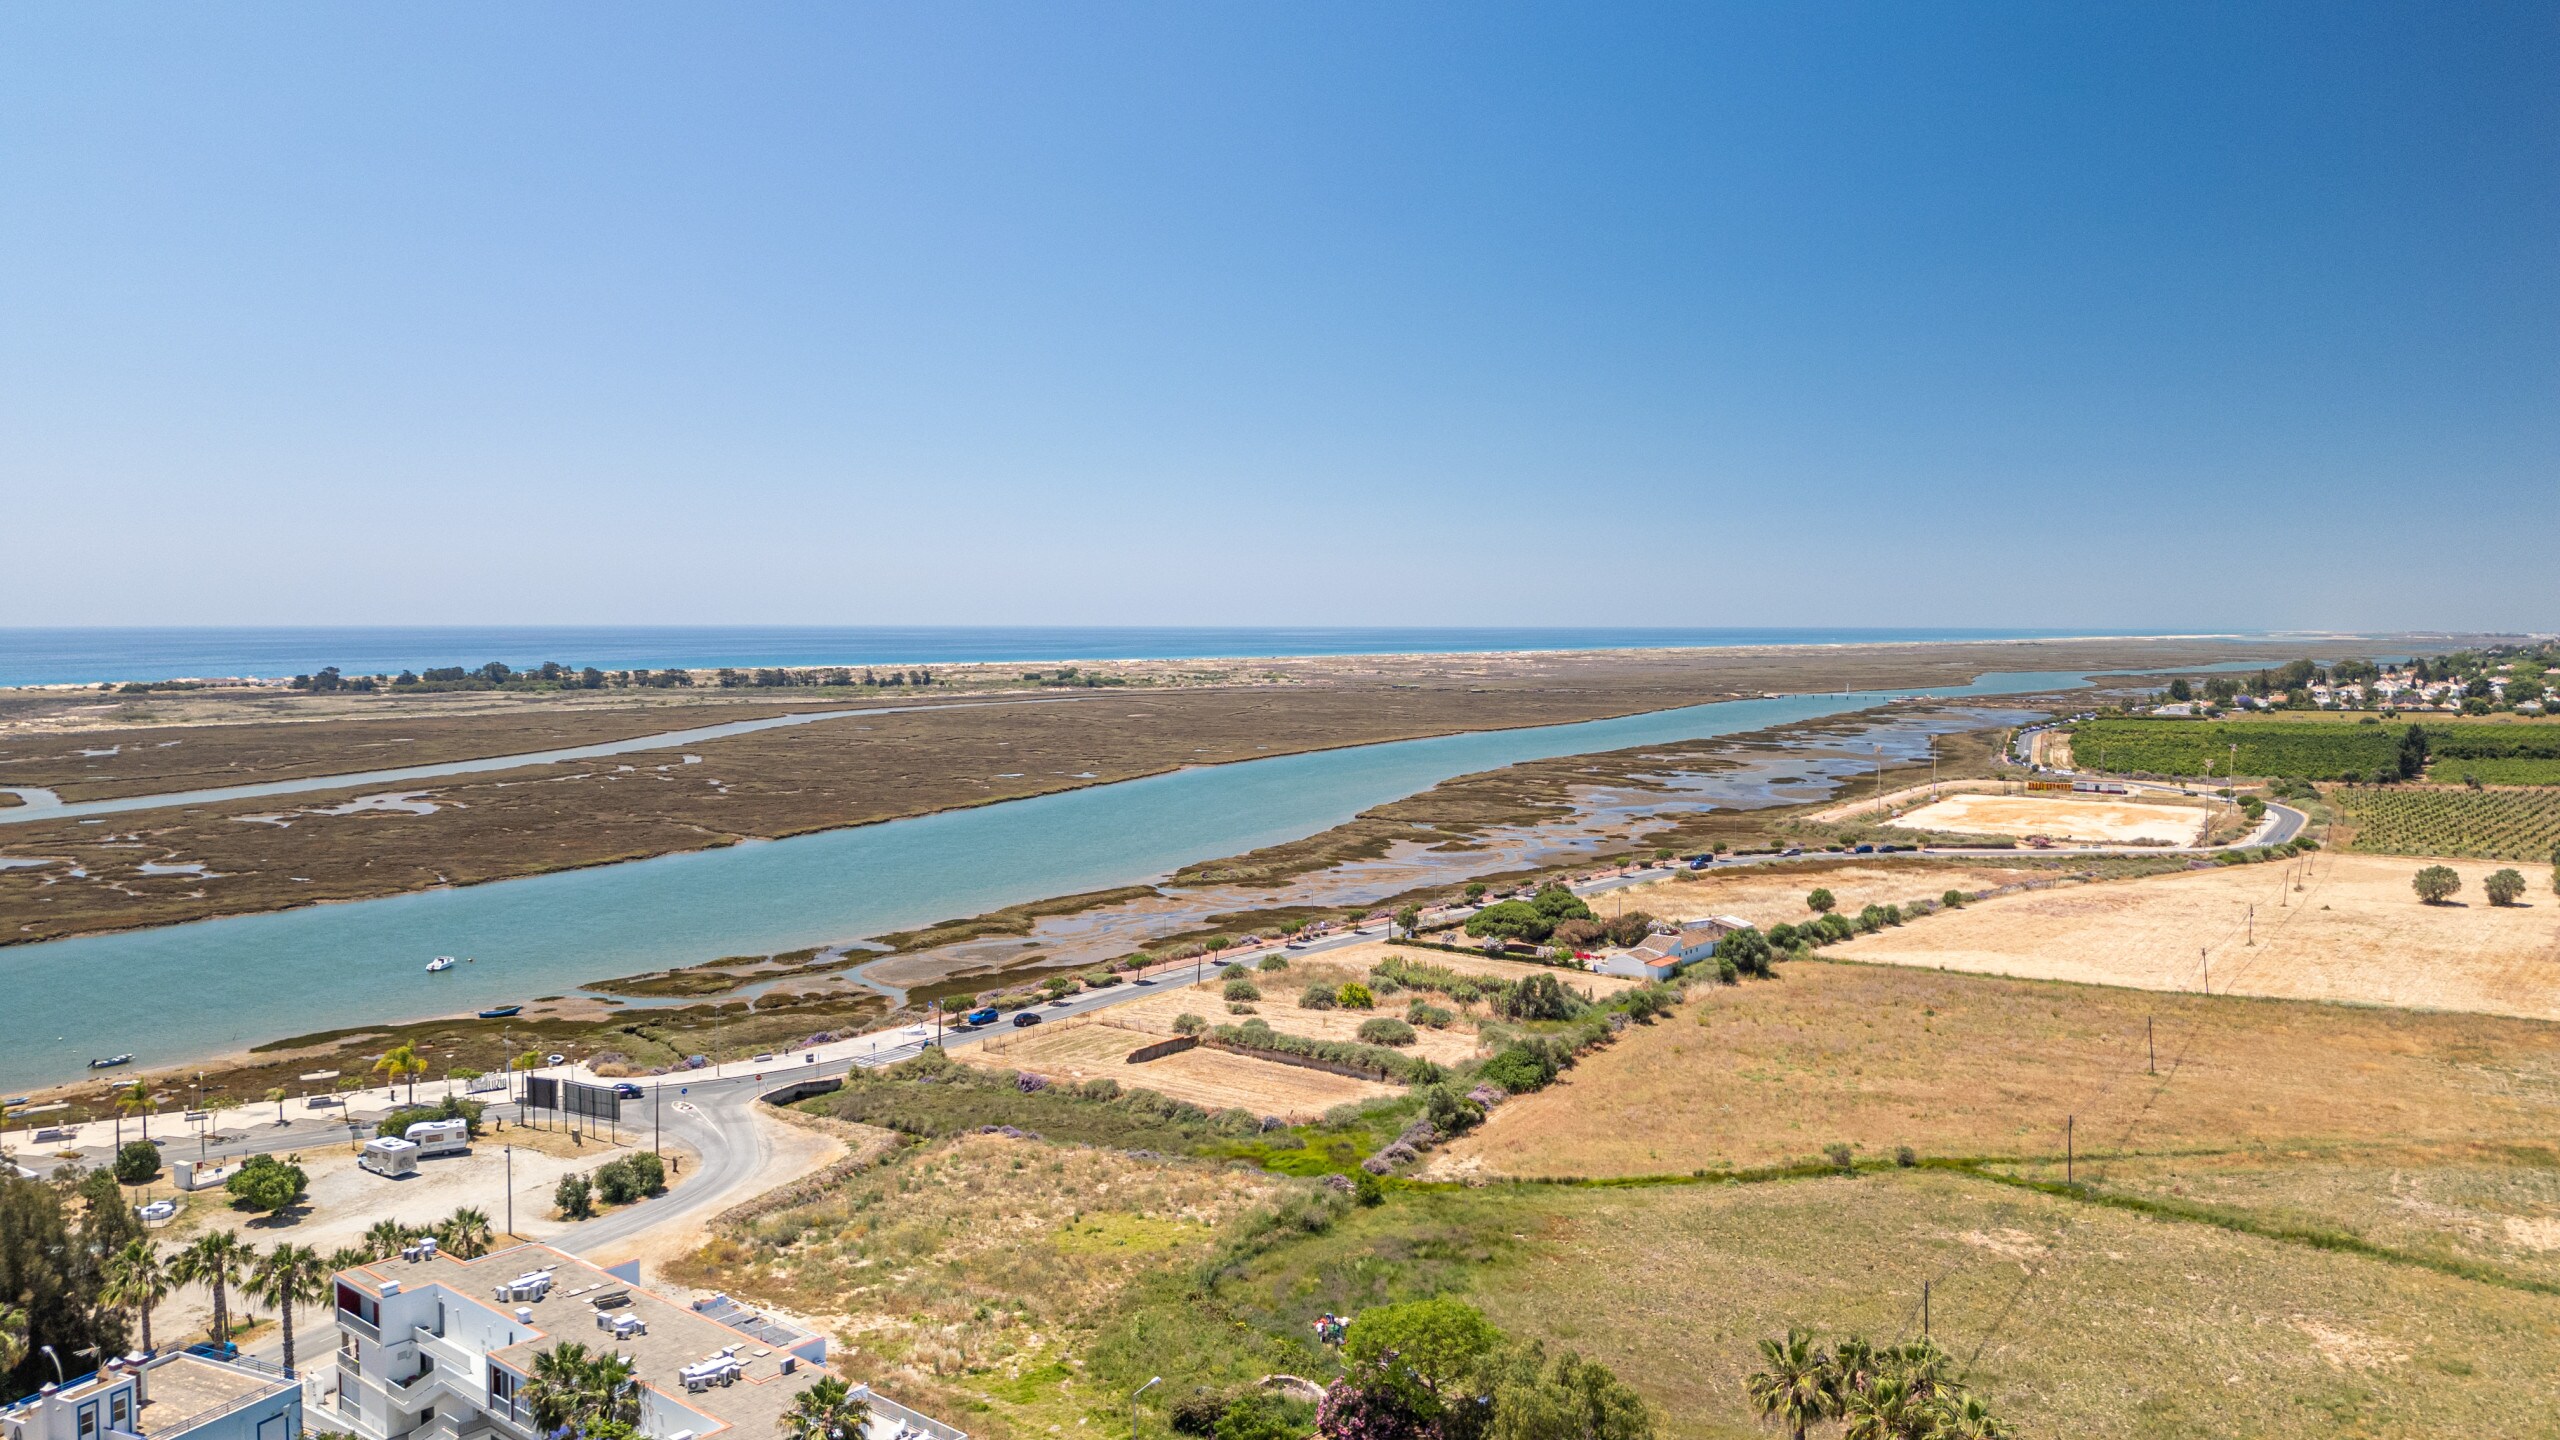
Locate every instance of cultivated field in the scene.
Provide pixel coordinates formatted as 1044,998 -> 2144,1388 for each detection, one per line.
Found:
961,1019 -> 1400,1119
1424,955 -> 2560,1179
1841,852 -> 2560,1018
2333,785 -> 2560,861
1885,792 -> 2211,845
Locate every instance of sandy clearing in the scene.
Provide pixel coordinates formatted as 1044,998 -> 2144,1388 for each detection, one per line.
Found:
1886,793 -> 2212,845
1313,938 -> 1646,996
1623,860 -> 2057,933
960,1019 -> 1398,1119
1846,852 -> 2560,1019
1081,966 -> 1491,1065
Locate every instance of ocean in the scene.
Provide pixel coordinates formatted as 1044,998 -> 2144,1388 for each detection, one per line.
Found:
0,625 -> 2186,688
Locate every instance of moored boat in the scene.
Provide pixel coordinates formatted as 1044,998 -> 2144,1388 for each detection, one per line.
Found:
89,1053 -> 134,1070
426,956 -> 456,972
477,1005 -> 522,1019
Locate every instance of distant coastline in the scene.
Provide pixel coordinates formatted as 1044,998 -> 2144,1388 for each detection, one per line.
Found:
0,624 -> 2242,689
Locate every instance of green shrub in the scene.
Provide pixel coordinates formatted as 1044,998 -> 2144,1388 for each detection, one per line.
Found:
1298,985 -> 1336,1010
113,1140 -> 161,1185
226,1153 -> 307,1212
594,1151 -> 665,1204
1211,1021 -> 1440,1084
1223,978 -> 1262,1002
377,1095 -> 487,1140
556,1172 -> 594,1219
1406,1001 -> 1456,1029
1478,1046 -> 1557,1093
1356,1018 -> 1417,1047
1337,982 -> 1376,1009
1257,954 -> 1289,972
1173,1013 -> 1207,1036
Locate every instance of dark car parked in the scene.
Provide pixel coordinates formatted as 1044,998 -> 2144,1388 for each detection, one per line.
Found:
1012,1012 -> 1044,1028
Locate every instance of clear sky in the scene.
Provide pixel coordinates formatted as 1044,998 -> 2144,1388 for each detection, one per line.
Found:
2,4 -> 2552,632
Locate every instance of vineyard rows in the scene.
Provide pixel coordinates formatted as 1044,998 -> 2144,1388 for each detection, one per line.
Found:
2334,787 -> 2560,862
2069,719 -> 2405,780
2428,758 -> 2560,786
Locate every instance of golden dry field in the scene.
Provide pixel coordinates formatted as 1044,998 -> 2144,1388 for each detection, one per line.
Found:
1632,857 -> 2056,930
1845,851 -> 2560,1018
1424,955 -> 2560,1179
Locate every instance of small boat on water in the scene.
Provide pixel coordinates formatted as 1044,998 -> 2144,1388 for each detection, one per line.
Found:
89,1054 -> 134,1070
477,1005 -> 522,1019
426,956 -> 456,973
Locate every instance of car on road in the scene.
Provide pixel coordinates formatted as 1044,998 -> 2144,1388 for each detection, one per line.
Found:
611,1082 -> 643,1099
964,1007 -> 1000,1027
546,1053 -> 566,1066
1012,1012 -> 1044,1028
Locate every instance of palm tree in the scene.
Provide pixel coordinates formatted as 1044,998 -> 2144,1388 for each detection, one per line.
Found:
437,1208 -> 495,1260
1935,1395 -> 2013,1440
363,1219 -> 416,1261
589,1352 -> 640,1429
1746,1329 -> 1837,1440
1840,1373 -> 1932,1440
116,1088 -> 158,1143
781,1376 -> 873,1440
525,1342 -> 602,1430
249,1244 -> 331,1377
101,1239 -> 173,1355
266,1088 -> 290,1125
375,1045 -> 428,1103
174,1231 -> 254,1350
1828,1335 -> 1878,1400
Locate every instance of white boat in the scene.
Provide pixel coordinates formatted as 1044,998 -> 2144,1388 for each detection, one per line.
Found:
426,956 -> 456,973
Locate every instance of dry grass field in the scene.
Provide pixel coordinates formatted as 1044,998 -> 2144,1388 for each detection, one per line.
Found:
675,1133 -> 1290,1439
1885,792 -> 2213,845
1076,961 -> 1494,1065
1317,938 -> 1645,996
1460,1171 -> 2560,1440
1423,956 -> 2560,1179
1845,851 -> 2560,1019
1628,857 -> 2056,931
960,1019 -> 1401,1119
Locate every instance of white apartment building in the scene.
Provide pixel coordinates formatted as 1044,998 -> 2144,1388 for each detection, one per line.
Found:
325,1244 -> 959,1440
0,1348 -> 301,1440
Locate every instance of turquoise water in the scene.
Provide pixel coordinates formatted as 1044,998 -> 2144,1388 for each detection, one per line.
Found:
0,669 -> 2118,1089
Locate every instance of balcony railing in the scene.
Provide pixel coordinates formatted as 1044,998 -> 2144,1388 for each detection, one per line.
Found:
337,1310 -> 381,1344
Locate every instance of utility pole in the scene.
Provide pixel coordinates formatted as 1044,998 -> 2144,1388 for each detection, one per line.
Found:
2147,1016 -> 2155,1075
653,1086 -> 660,1157
1922,1281 -> 1930,1341
504,1144 -> 514,1237
2066,1115 -> 2075,1186
2201,946 -> 2209,995
2247,904 -> 2254,946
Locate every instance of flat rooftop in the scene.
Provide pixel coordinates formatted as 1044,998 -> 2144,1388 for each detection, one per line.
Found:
343,1245 -> 826,1439
137,1354 -> 294,1433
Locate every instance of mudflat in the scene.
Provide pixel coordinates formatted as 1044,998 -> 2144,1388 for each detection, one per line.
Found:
0,636 -> 2307,944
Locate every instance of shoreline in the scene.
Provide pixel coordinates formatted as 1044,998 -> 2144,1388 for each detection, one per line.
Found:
0,628 -> 2296,691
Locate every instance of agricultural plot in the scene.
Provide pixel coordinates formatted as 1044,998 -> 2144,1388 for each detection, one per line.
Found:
2334,786 -> 2560,862
2428,758 -> 2560,786
2068,718 -> 2406,780
1839,852 -> 2560,1020
1425,950 -> 2560,1180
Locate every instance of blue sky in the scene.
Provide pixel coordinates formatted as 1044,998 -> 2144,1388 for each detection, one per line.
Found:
3,4 -> 2552,631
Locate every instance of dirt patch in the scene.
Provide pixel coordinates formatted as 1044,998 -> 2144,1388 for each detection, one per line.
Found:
960,1020 -> 1400,1120
1886,793 -> 2213,845
1625,858 -> 2058,931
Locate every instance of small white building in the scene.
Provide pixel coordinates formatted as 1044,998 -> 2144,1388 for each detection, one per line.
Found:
0,1349 -> 299,1440
357,1137 -> 419,1178
1593,916 -> 1751,980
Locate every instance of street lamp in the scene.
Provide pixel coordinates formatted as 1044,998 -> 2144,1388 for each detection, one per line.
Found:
38,1346 -> 63,1385
1131,1377 -> 1161,1438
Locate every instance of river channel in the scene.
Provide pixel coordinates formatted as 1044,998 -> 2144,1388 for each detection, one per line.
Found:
0,669 -> 2135,1090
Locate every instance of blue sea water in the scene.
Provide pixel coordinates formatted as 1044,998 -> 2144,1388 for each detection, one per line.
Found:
0,626 -> 2196,688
